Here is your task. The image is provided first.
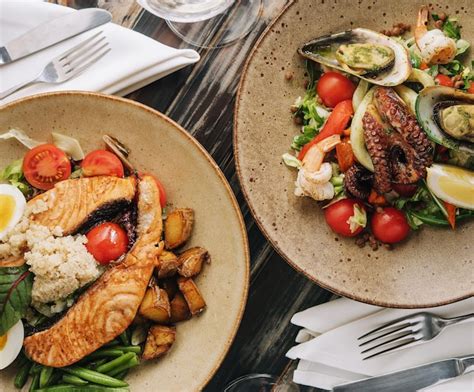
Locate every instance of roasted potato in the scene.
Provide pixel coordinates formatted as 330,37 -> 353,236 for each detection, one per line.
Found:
160,278 -> 179,299
177,247 -> 210,278
177,277 -> 206,315
142,325 -> 176,360
156,251 -> 181,278
139,285 -> 171,323
164,208 -> 194,249
170,292 -> 191,323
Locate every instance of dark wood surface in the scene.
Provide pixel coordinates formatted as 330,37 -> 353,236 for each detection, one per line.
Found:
53,1 -> 333,390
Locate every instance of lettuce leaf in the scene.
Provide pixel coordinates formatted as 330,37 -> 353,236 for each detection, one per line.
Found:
0,159 -> 31,196
0,265 -> 33,335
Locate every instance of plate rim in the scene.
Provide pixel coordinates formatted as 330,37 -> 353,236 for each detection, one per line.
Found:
233,0 -> 471,309
1,90 -> 250,390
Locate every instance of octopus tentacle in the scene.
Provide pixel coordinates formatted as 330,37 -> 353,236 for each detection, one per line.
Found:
344,164 -> 374,200
362,105 -> 393,193
388,133 -> 424,184
373,87 -> 433,169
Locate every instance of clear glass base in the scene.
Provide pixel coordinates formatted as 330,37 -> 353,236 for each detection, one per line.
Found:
166,0 -> 263,49
224,374 -> 300,392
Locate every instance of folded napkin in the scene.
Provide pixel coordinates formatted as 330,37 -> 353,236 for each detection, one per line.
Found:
287,297 -> 474,391
0,0 -> 200,105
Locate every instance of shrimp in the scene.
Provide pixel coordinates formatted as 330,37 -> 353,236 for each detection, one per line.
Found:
415,5 -> 456,65
294,135 -> 341,201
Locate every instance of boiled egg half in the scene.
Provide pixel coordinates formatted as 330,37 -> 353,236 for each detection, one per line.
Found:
0,184 -> 26,240
0,319 -> 24,369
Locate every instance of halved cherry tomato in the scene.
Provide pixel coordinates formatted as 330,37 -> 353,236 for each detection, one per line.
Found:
317,72 -> 356,108
22,144 -> 71,190
371,207 -> 410,243
86,222 -> 128,264
435,74 -> 454,87
138,173 -> 167,208
298,100 -> 354,160
324,199 -> 367,237
468,83 -> 474,94
81,150 -> 124,178
392,184 -> 418,197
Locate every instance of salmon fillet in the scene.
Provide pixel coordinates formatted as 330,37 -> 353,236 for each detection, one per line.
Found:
29,176 -> 136,235
23,176 -> 163,367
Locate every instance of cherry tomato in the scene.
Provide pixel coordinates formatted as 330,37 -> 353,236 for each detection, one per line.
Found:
22,144 -> 71,190
467,83 -> 474,94
316,72 -> 356,108
86,222 -> 128,264
138,173 -> 167,208
371,207 -> 410,244
81,150 -> 124,178
324,199 -> 367,237
392,184 -> 418,197
435,74 -> 454,87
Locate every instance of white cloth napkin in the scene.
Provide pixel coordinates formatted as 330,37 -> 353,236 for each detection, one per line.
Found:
287,297 -> 474,391
0,0 -> 200,105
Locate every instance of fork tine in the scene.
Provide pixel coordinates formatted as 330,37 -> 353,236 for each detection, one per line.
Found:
360,329 -> 413,354
60,36 -> 107,66
65,47 -> 110,79
66,42 -> 109,71
358,322 -> 411,347
56,31 -> 103,62
358,317 -> 414,340
362,337 -> 418,360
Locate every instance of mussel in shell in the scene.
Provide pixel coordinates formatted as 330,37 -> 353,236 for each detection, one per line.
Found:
298,28 -> 411,86
416,86 -> 474,154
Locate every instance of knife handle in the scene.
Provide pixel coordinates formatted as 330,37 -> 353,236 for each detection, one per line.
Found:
460,355 -> 474,374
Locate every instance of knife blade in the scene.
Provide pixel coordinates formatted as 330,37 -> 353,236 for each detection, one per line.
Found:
333,355 -> 474,392
0,8 -> 111,65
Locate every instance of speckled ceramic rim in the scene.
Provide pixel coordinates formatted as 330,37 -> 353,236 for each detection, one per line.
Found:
1,90 -> 250,390
234,1 -> 471,309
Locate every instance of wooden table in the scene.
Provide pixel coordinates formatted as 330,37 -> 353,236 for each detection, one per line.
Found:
53,1 -> 333,389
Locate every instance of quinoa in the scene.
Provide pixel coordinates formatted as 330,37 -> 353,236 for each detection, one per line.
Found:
0,198 -> 102,308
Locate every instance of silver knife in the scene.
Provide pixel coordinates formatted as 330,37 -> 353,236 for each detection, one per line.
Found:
0,8 -> 111,65
333,355 -> 474,392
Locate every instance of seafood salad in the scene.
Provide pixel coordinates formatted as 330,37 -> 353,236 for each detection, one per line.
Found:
283,5 -> 474,248
0,130 -> 210,391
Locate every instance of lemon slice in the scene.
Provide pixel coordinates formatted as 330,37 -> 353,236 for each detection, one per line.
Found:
426,164 -> 474,210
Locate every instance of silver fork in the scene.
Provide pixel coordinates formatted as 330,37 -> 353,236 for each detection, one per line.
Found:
0,31 -> 110,99
358,312 -> 474,360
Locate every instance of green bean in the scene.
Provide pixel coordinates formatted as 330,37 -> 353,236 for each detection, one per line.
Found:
113,370 -> 128,381
35,386 -> 130,392
103,340 -> 120,348
63,367 -> 128,388
30,363 -> 43,375
90,359 -> 108,370
29,373 -> 40,392
40,366 -> 54,388
106,356 -> 139,378
112,346 -> 141,354
118,331 -> 129,346
62,374 -> 88,386
95,353 -> 135,374
48,371 -> 63,387
409,211 -> 449,226
14,361 -> 32,389
86,349 -> 125,360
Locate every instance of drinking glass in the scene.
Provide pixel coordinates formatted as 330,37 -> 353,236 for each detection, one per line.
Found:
139,0 -> 263,48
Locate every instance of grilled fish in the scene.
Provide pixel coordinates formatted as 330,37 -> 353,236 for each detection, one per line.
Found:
23,176 -> 163,367
29,176 -> 136,235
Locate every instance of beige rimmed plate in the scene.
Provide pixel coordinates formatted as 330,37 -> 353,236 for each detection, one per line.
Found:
235,0 -> 473,308
0,91 -> 249,391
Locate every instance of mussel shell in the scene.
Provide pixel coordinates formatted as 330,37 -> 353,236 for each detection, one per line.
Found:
433,101 -> 474,143
298,28 -> 411,86
416,86 -> 474,154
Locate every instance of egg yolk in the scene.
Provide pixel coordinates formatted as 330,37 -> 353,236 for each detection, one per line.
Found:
0,333 -> 7,350
0,195 -> 15,232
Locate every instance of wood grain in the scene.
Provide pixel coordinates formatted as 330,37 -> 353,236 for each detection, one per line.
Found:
49,0 -> 332,389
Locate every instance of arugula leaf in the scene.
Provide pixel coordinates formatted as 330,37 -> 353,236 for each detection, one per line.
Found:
0,265 -> 33,335
443,18 -> 461,40
440,60 -> 464,76
0,159 -> 32,196
305,60 -> 322,90
409,50 -> 422,69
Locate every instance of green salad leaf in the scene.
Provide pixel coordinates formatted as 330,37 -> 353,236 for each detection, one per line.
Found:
0,159 -> 31,196
443,18 -> 461,40
0,265 -> 33,335
456,39 -> 470,56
